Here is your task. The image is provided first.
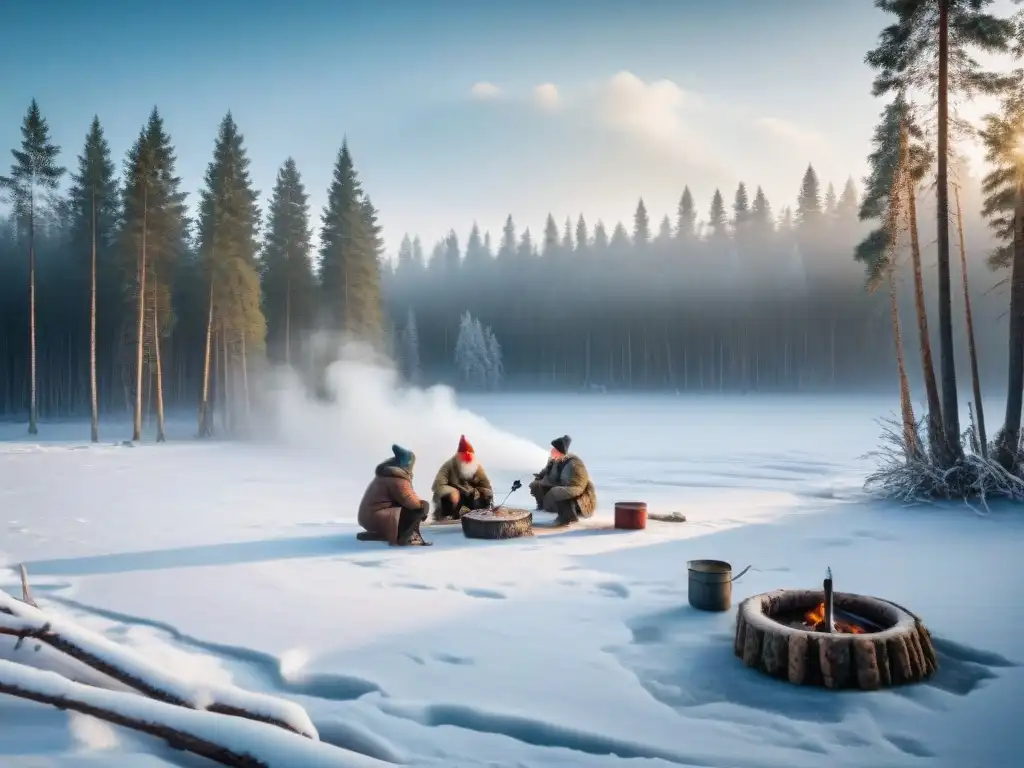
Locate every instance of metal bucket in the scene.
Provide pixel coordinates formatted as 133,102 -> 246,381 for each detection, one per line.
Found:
687,560 -> 751,612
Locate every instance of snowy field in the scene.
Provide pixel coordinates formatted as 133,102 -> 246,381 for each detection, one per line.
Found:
1,371 -> 1022,767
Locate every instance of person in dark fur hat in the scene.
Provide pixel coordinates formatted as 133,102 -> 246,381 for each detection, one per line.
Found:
529,435 -> 597,526
357,444 -> 432,546
431,435 -> 494,521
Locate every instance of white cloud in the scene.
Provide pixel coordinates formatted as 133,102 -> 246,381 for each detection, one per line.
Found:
469,82 -> 501,100
533,83 -> 560,110
598,71 -> 699,144
753,116 -> 829,152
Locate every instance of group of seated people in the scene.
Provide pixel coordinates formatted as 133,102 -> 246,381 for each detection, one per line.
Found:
356,434 -> 597,546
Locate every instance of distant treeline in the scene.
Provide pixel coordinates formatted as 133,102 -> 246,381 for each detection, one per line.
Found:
382,164 -> 1009,393
0,100 -> 1010,439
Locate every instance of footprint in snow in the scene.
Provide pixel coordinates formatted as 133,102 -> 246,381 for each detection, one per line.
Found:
596,581 -> 631,598
448,585 -> 507,600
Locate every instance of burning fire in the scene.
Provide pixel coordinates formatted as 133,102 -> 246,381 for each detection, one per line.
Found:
804,602 -> 865,634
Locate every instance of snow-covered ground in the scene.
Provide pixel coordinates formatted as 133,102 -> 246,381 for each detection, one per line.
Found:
1,381 -> 1022,767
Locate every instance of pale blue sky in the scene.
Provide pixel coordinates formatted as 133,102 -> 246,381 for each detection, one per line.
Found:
0,0 -> 1016,254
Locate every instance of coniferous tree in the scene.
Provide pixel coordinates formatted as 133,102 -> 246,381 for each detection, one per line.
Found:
824,182 -> 837,217
261,157 -> 314,367
543,213 -> 559,257
610,222 -> 630,250
443,230 -> 460,272
675,187 -> 696,239
980,86 -> 1024,470
836,177 -> 859,221
733,182 -> 750,228
561,216 -> 573,251
396,234 -> 415,273
464,223 -> 485,270
399,307 -> 421,384
0,100 -> 65,435
498,215 -> 516,263
121,108 -> 187,442
751,186 -> 772,231
633,198 -> 651,245
412,236 -> 425,269
796,164 -> 822,234
484,325 -> 504,390
707,190 -> 727,239
454,310 -> 489,388
517,227 -> 535,260
483,231 -> 493,258
67,116 -> 118,442
196,112 -> 262,437
867,0 -> 1016,461
858,94 -> 943,458
318,140 -> 382,345
575,215 -> 589,254
656,215 -> 672,244
593,221 -> 609,251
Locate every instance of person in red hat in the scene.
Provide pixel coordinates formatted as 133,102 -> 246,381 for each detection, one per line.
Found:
431,434 -> 494,521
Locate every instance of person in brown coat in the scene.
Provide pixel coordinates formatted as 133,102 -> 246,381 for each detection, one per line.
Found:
356,444 -> 432,546
431,435 -> 494,521
529,435 -> 597,526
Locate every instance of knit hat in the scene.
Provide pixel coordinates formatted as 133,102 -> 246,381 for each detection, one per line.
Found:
551,435 -> 571,455
457,435 -> 474,455
391,444 -> 415,470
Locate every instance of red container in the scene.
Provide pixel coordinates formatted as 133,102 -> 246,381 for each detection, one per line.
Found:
614,501 -> 648,530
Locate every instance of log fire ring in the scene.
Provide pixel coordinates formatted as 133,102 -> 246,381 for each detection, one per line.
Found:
734,569 -> 938,690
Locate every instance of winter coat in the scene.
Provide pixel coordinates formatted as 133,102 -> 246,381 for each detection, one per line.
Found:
358,462 -> 424,543
541,453 -> 597,520
431,456 -> 493,508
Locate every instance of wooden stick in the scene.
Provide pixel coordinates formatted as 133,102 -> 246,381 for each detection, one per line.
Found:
19,564 -> 36,607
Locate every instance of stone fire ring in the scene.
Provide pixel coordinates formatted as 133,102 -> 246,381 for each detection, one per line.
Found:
734,589 -> 939,690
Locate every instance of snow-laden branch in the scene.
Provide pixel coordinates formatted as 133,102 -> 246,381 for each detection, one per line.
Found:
0,588 -> 316,738
0,658 -> 386,768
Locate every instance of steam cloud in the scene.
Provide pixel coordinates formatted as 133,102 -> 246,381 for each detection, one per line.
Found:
267,340 -> 548,483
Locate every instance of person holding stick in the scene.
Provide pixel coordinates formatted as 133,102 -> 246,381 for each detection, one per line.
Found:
529,435 -> 597,527
431,435 -> 494,521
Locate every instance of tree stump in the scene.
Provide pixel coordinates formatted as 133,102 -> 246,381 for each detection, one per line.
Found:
461,508 -> 533,539
734,589 -> 938,690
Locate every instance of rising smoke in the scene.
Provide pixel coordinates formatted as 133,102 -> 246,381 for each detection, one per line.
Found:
266,338 -> 548,482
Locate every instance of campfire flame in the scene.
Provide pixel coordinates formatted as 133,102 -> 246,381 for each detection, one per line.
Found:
804,602 -> 865,634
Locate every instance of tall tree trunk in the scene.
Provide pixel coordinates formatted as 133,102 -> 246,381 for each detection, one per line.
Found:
903,130 -> 944,457
221,328 -> 231,435
89,191 -> 99,443
240,332 -> 250,425
996,183 -> 1024,471
953,183 -> 987,458
153,288 -> 166,443
284,269 -> 291,368
132,184 -> 148,442
935,0 -> 962,462
889,255 -> 918,457
197,278 -> 215,438
28,192 -> 38,435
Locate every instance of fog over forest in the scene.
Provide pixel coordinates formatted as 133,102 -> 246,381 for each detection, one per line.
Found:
383,155 -> 1010,394
0,103 -> 1013,431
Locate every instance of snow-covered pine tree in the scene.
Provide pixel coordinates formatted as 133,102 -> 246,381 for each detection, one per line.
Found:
454,311 -> 489,388
399,307 -> 421,384
483,326 -> 504,390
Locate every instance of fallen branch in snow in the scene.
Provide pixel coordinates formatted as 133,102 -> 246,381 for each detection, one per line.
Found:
0,585 -> 317,739
0,659 -> 384,768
